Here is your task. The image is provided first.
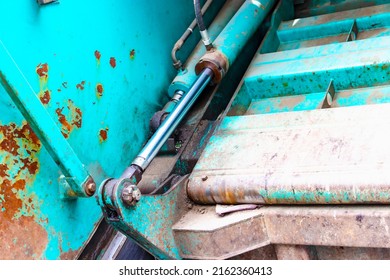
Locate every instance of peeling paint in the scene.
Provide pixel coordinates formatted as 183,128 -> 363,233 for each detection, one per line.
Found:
130,49 -> 136,60
109,57 -> 116,68
0,121 -> 48,259
94,50 -> 101,64
39,90 -> 51,105
36,63 -> 51,106
55,100 -> 83,138
96,83 -> 104,98
99,128 -> 109,142
76,81 -> 86,90
36,63 -> 48,79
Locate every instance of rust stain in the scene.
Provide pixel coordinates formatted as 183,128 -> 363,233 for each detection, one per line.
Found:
36,63 -> 51,106
0,122 -> 48,259
96,83 -> 104,98
0,163 -> 7,177
99,128 -> 109,142
55,100 -> 83,138
39,90 -> 51,105
76,81 -> 86,90
1,179 -> 25,220
36,63 -> 49,79
55,108 -> 71,138
59,248 -> 79,260
94,50 -> 101,63
109,57 -> 116,68
72,107 -> 82,128
20,158 -> 39,175
0,215 -> 48,260
0,124 -> 20,156
278,95 -> 305,109
130,49 -> 136,60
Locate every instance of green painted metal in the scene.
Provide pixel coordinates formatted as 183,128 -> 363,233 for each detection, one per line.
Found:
295,0 -> 389,17
230,3 -> 390,115
212,0 -> 275,69
99,176 -> 188,260
0,0 -> 199,259
98,0 -> 278,259
1,0 -> 386,260
0,41 -> 93,198
168,0 -> 244,97
207,1 -> 390,205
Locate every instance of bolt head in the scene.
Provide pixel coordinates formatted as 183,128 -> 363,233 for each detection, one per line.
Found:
121,184 -> 141,206
85,181 -> 96,196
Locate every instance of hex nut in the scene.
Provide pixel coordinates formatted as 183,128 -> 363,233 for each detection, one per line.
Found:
121,184 -> 141,206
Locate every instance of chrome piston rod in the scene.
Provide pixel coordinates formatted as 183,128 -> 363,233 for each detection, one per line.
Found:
132,68 -> 213,171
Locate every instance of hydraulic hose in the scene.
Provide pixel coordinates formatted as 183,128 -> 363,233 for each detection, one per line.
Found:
194,0 -> 213,50
172,0 -> 213,70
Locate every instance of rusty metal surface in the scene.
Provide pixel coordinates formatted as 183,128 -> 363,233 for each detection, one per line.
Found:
0,122 -> 48,259
229,244 -> 277,260
171,205 -> 390,259
188,103 -> 390,204
295,0 -> 388,18
263,206 -> 390,248
0,0 -> 200,259
173,206 -> 269,259
100,176 -> 191,260
274,245 -> 317,260
315,246 -> 390,260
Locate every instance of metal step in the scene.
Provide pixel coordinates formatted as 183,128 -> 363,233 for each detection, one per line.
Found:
188,103 -> 390,204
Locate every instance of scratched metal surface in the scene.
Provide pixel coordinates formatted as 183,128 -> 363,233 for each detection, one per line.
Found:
0,0 -> 197,259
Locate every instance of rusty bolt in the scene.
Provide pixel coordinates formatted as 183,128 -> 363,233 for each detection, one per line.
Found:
83,177 -> 96,197
201,175 -> 208,181
85,182 -> 96,196
121,184 -> 141,206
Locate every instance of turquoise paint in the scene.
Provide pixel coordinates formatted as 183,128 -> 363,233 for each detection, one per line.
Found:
213,0 -> 275,67
247,92 -> 325,114
0,0 -> 197,259
101,179 -> 185,259
259,188 -> 355,204
296,0 -> 389,17
0,44 -> 92,197
168,0 -> 237,97
204,2 -> 390,206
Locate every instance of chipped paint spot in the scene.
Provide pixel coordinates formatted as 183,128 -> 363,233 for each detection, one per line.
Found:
36,63 -> 49,79
0,163 -> 7,177
55,108 -> 71,138
36,63 -> 51,106
96,83 -> 104,98
72,107 -> 82,128
39,90 -> 51,105
59,248 -> 79,260
55,100 -> 83,138
109,57 -> 116,68
94,50 -> 101,64
99,128 -> 109,142
76,81 -> 86,90
130,49 -> 136,60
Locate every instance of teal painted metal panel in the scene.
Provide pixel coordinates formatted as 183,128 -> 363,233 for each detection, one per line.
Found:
0,0 -> 197,259
203,1 -> 390,204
